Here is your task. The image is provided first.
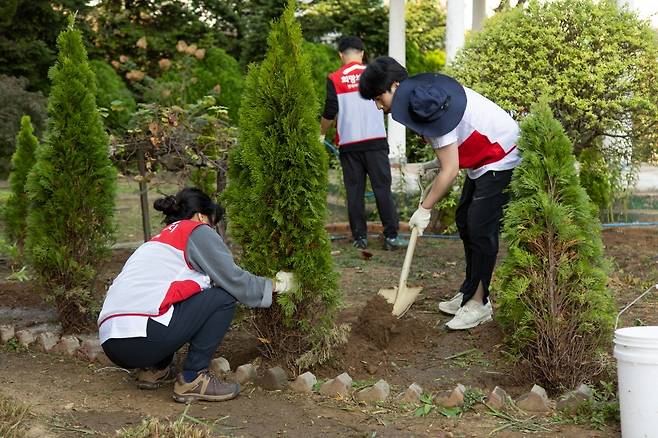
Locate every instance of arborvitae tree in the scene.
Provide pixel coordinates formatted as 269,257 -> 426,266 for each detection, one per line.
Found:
3,115 -> 38,253
223,0 -> 340,370
26,16 -> 116,332
495,101 -> 615,391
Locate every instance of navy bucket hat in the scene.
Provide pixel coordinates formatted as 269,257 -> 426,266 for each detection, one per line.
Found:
391,73 -> 467,137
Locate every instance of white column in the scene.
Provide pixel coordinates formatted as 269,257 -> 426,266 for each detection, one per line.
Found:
388,0 -> 406,163
445,0 -> 465,63
472,0 -> 487,32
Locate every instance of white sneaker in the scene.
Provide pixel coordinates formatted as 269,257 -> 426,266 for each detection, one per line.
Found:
438,292 -> 464,315
446,299 -> 493,330
439,293 -> 492,315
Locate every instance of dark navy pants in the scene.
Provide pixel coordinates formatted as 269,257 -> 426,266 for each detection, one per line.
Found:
455,169 -> 513,305
339,149 -> 399,240
102,287 -> 236,373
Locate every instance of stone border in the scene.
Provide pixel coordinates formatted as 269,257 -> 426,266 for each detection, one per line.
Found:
1,323 -> 593,414
0,323 -> 112,366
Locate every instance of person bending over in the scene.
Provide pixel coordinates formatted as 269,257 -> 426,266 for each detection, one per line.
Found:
98,188 -> 296,402
359,57 -> 520,330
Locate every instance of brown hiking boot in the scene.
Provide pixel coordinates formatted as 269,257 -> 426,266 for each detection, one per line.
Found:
173,369 -> 240,403
135,365 -> 178,390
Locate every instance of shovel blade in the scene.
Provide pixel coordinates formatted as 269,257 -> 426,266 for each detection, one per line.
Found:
377,287 -> 398,304
392,286 -> 423,318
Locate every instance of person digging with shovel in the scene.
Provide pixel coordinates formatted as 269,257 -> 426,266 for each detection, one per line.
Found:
359,57 -> 521,330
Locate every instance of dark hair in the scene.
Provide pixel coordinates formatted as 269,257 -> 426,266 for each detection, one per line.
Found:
359,56 -> 409,100
153,187 -> 224,225
338,36 -> 364,53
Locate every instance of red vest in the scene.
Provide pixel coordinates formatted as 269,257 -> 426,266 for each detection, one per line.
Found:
98,220 -> 211,341
328,62 -> 387,146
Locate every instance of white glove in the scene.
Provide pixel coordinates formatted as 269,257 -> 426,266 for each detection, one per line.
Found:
319,134 -> 326,143
409,206 -> 432,236
274,271 -> 298,293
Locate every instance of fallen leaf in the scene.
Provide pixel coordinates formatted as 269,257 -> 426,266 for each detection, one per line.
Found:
359,250 -> 373,260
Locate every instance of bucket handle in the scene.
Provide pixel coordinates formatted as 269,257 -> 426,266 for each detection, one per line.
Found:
615,284 -> 658,330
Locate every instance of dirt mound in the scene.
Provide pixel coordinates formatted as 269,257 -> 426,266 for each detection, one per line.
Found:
313,294 -> 437,382
354,294 -> 399,349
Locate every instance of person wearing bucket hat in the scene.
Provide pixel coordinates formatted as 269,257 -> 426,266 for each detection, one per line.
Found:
320,36 -> 407,251
359,56 -> 521,330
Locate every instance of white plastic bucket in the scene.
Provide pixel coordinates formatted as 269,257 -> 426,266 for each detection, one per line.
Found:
614,326 -> 658,438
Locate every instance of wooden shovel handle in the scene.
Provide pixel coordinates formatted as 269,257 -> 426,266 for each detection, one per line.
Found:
397,227 -> 419,293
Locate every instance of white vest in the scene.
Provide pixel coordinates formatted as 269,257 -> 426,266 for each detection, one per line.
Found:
98,220 -> 211,343
329,62 -> 387,146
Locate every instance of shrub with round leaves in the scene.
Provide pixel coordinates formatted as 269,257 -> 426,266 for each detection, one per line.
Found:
449,0 -> 658,195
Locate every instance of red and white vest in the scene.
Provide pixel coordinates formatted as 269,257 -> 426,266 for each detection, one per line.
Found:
328,61 -> 387,146
98,220 -> 211,343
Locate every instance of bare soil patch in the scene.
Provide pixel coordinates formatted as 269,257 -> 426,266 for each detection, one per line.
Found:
3,226 -> 654,436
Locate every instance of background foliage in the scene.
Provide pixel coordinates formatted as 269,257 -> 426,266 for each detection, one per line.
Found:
141,46 -> 244,122
449,0 -> 658,204
0,0 -> 90,92
115,95 -> 236,202
90,59 -> 136,134
0,76 -> 47,179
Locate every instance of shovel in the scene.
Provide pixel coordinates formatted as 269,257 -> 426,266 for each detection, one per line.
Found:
378,226 -> 422,318
378,162 -> 437,318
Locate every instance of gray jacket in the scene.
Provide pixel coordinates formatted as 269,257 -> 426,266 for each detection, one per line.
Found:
186,225 -> 273,308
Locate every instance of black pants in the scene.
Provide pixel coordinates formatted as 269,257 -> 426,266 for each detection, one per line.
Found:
455,169 -> 513,305
339,149 -> 399,240
102,287 -> 236,373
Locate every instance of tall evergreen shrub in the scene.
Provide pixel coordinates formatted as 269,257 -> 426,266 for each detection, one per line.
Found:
26,17 -> 116,332
223,0 -> 340,370
3,115 -> 38,252
495,102 -> 615,391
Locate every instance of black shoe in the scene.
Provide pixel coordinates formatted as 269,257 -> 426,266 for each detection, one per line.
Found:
353,237 -> 368,249
383,236 -> 409,251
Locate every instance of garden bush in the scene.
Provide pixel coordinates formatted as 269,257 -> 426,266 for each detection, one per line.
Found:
143,47 -> 243,123
223,0 -> 341,370
26,17 -> 116,332
117,95 -> 236,207
449,0 -> 658,201
494,101 -> 615,391
302,40 -> 340,107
